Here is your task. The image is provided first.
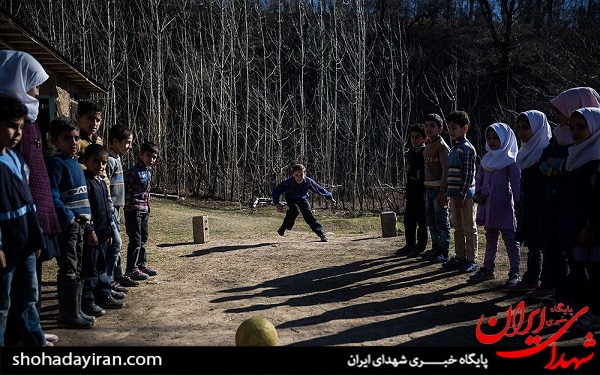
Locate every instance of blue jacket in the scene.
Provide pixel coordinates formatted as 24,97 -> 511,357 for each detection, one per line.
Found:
272,176 -> 333,204
0,149 -> 44,260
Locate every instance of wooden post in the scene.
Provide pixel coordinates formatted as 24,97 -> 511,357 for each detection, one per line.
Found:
380,211 -> 397,238
193,216 -> 209,243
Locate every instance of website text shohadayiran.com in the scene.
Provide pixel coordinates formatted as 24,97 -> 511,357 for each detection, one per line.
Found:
11,351 -> 162,369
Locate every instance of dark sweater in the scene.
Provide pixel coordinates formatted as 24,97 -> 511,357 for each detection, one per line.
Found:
46,152 -> 92,226
85,171 -> 115,242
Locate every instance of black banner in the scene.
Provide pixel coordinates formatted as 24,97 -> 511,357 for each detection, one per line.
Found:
1,346 -> 598,375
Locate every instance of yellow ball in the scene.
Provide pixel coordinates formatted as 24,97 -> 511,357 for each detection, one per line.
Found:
235,316 -> 278,346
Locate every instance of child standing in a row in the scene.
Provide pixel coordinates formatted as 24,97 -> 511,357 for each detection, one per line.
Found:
470,123 -> 521,287
510,111 -> 551,292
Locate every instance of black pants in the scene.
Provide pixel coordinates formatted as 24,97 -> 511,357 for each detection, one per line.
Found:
281,198 -> 324,236
125,210 -> 149,273
56,221 -> 85,284
404,192 -> 427,251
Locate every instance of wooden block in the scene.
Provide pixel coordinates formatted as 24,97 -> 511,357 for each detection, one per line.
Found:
380,211 -> 398,238
193,215 -> 209,243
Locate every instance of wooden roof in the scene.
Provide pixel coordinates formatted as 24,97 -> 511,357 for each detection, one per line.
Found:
0,7 -> 107,94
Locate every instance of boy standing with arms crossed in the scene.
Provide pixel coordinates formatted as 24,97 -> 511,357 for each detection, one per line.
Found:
442,111 -> 478,273
124,141 -> 160,281
421,114 -> 451,262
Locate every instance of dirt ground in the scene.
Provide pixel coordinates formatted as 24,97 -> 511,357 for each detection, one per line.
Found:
37,198 -> 592,348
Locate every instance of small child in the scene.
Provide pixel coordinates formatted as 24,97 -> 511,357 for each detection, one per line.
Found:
510,110 -> 551,293
105,125 -> 138,291
46,116 -> 96,329
76,99 -> 104,159
397,124 -> 428,257
272,163 -> 336,242
470,123 -> 521,287
81,144 -> 124,317
563,107 -> 600,330
0,93 -> 48,346
124,141 -> 160,281
441,111 -> 478,273
420,114 -> 451,262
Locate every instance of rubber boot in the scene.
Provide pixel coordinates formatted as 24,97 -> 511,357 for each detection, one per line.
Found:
56,282 -> 93,329
77,281 -> 96,322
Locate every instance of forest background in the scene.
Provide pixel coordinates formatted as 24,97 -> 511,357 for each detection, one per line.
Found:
1,0 -> 598,211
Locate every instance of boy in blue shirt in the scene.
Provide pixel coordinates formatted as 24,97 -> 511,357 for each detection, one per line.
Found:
46,116 -> 94,329
0,94 -> 48,345
272,164 -> 336,242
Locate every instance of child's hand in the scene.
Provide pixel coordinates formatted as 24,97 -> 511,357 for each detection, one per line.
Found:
275,203 -> 285,213
437,192 -> 447,208
0,249 -> 5,269
87,230 -> 99,247
474,195 -> 487,205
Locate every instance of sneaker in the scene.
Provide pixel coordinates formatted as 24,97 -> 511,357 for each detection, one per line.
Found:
127,270 -> 149,280
110,281 -> 129,293
97,295 -> 125,309
420,249 -> 435,259
111,290 -> 126,299
395,246 -> 414,256
140,265 -> 158,276
277,227 -> 285,236
505,272 -> 521,287
115,275 -> 139,287
469,266 -> 495,281
509,280 -> 539,293
44,333 -> 59,343
319,234 -> 328,242
406,248 -> 423,258
82,303 -> 106,317
526,286 -> 555,300
458,261 -> 478,273
571,312 -> 600,331
428,254 -> 448,263
441,257 -> 466,270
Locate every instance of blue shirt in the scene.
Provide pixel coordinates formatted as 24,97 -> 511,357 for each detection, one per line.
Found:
272,176 -> 333,204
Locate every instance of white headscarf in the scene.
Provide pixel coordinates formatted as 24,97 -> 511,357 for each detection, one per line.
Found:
550,87 -> 600,146
566,107 -> 600,171
0,50 -> 49,121
481,122 -> 518,171
516,110 -> 551,170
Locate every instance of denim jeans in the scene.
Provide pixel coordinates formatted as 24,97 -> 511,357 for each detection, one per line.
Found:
0,251 -> 45,346
125,210 -> 149,273
425,188 -> 451,256
106,214 -> 122,282
81,239 -> 112,305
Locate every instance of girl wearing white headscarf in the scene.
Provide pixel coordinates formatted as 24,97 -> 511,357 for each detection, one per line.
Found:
471,123 -> 521,287
511,111 -> 552,294
564,107 -> 600,330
